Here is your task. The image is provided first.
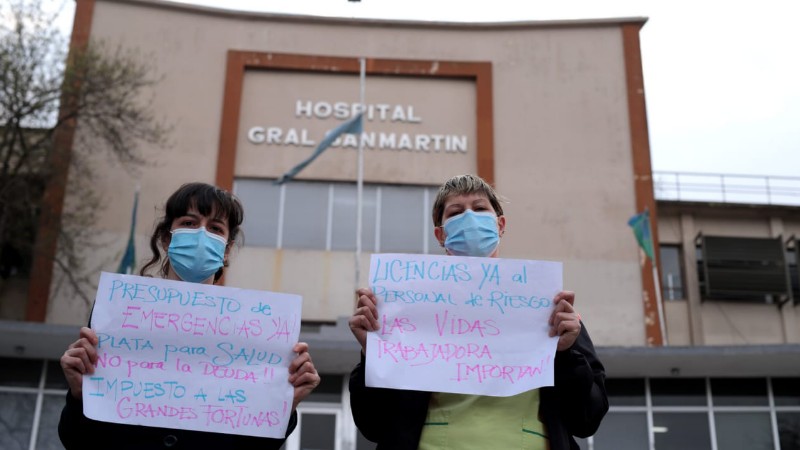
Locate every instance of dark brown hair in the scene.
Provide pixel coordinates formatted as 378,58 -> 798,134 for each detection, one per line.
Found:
140,182 -> 244,283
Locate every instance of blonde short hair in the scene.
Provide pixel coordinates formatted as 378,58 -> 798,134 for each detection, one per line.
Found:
431,174 -> 504,227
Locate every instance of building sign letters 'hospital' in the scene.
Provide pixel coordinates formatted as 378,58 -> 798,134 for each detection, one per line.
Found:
247,100 -> 469,154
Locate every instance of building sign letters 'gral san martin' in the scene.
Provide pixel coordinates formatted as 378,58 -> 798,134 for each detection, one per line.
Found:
247,100 -> 469,154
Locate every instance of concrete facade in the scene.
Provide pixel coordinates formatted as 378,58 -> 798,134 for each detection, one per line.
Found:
36,0 -> 655,348
3,1 -> 800,449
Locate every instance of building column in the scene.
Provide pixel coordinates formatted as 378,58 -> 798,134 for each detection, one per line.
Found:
769,216 -> 799,343
680,213 -> 704,345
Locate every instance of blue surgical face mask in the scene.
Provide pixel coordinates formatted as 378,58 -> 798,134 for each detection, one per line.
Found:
167,227 -> 227,283
443,210 -> 500,257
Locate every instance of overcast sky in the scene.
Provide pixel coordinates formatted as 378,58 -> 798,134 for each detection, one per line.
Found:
49,0 -> 800,180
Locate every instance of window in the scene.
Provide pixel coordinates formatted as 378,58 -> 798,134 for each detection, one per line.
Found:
650,378 -> 706,406
605,378 -> 645,406
235,179 -> 439,254
710,377 -> 768,406
653,412 -> 711,450
777,412 -> 800,450
330,184 -> 378,252
282,182 -> 328,249
592,413 -> 648,450
304,374 -> 343,403
299,413 -> 337,449
0,359 -> 68,450
233,179 -> 280,247
659,245 -> 685,300
696,234 -> 790,304
715,413 -> 774,449
3,362 -> 800,450
584,377 -> 800,450
772,377 -> 800,407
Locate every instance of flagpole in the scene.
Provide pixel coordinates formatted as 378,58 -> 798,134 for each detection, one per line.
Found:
355,57 -> 366,290
647,208 -> 668,346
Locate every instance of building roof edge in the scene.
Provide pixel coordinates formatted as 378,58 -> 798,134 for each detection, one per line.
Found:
100,0 -> 649,30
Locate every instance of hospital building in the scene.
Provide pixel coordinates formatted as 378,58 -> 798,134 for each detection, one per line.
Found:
0,0 -> 798,448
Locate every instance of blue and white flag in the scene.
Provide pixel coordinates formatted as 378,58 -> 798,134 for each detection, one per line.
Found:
628,209 -> 654,261
274,113 -> 364,185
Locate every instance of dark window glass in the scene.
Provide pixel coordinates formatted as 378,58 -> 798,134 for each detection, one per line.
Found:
305,374 -> 342,403
653,413 -> 711,450
299,413 -> 336,450
714,412 -> 773,450
711,378 -> 768,406
772,377 -> 800,406
660,245 -> 685,300
593,413 -> 648,450
45,360 -> 69,390
0,392 -> 36,450
650,378 -> 706,406
604,378 -> 645,406
777,412 -> 800,450
36,395 -> 66,450
0,357 -> 41,387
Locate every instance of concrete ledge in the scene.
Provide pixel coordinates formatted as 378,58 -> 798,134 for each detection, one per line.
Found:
0,320 -> 80,360
598,344 -> 800,378
3,320 -> 798,378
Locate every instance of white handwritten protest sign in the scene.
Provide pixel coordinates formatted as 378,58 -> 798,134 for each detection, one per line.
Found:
83,272 -> 301,438
365,254 -> 561,397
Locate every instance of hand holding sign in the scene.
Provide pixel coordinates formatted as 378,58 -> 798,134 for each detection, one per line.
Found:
61,327 -> 100,398
549,290 -> 582,351
68,272 -> 315,439
349,288 -> 381,351
361,254 -> 564,397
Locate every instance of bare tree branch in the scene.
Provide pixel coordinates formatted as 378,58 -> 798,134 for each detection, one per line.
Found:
0,0 -> 170,302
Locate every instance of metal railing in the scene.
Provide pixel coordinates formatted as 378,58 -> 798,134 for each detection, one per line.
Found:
653,171 -> 800,206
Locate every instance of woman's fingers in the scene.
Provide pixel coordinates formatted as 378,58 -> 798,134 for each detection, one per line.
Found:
288,344 -> 320,410
61,328 -> 99,398
289,349 -> 312,377
355,290 -> 379,325
63,347 -> 95,374
552,291 -> 575,306
549,292 -> 581,351
350,288 -> 381,352
351,305 -> 379,330
65,328 -> 99,374
68,338 -> 98,366
79,327 -> 99,345
549,296 -> 575,326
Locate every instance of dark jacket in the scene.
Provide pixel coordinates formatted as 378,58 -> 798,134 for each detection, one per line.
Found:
58,390 -> 297,450
349,323 -> 608,450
